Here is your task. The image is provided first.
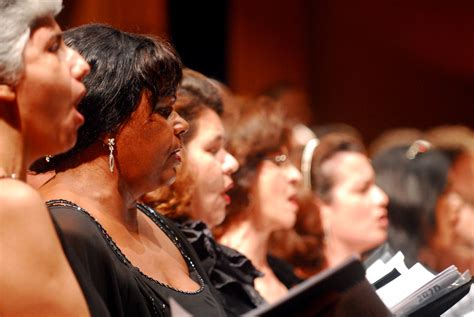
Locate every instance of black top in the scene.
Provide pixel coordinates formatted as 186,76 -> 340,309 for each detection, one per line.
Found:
248,257 -> 391,317
175,220 -> 266,316
51,216 -> 110,317
267,254 -> 303,289
47,199 -> 226,317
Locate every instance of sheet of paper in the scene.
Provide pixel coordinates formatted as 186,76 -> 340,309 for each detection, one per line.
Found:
366,251 -> 408,284
376,263 -> 435,309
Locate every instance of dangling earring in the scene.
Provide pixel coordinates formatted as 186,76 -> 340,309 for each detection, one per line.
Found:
45,155 -> 53,163
108,138 -> 115,173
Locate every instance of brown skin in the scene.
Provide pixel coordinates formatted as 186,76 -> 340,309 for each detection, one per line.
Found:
0,18 -> 91,316
39,94 -> 197,291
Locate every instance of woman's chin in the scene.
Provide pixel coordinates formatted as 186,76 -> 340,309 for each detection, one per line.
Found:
274,214 -> 296,231
159,167 -> 178,186
205,207 -> 226,228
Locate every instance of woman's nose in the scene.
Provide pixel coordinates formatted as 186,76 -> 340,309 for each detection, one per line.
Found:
222,151 -> 239,175
173,111 -> 189,136
373,185 -> 389,206
287,162 -> 303,185
67,47 -> 90,81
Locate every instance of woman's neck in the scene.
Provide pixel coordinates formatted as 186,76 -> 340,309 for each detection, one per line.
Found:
218,217 -> 271,268
324,237 -> 361,268
0,109 -> 26,180
39,154 -> 139,231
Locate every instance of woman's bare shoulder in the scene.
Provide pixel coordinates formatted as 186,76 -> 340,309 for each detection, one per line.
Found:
0,179 -> 52,228
0,179 -> 90,316
0,179 -> 44,210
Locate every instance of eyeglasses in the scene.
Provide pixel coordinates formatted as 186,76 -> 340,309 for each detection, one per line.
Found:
263,153 -> 289,166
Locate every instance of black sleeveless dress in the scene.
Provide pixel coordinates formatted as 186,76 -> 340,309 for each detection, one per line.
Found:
51,216 -> 110,316
47,199 -> 226,317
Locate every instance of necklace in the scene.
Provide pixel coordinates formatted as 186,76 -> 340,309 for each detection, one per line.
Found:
0,173 -> 17,179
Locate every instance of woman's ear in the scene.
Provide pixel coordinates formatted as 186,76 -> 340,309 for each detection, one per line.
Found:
0,84 -> 16,102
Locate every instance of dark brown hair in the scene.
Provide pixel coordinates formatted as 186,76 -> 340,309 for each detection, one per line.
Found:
174,69 -> 223,144
215,96 -> 291,235
310,133 -> 365,202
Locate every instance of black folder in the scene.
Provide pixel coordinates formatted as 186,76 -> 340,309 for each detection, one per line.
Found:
245,256 -> 392,317
408,279 -> 472,317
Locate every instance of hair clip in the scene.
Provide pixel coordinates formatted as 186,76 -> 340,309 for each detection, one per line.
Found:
301,138 -> 319,190
406,139 -> 432,160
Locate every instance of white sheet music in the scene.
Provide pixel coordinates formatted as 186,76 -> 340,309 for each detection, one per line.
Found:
376,263 -> 435,309
366,251 -> 408,284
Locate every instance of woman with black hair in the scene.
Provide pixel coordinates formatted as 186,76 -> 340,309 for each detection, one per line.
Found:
372,142 -> 468,270
32,24 -> 226,316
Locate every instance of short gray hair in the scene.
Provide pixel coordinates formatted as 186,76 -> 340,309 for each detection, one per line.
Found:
0,0 -> 62,85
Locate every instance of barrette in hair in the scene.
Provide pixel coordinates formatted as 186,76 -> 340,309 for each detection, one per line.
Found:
405,139 -> 432,160
301,138 -> 319,190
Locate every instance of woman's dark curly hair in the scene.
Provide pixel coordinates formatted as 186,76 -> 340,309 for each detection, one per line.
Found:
214,96 -> 291,236
31,23 -> 182,172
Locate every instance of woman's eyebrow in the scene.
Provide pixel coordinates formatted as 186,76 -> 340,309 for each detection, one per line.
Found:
47,32 -> 63,45
208,135 -> 224,144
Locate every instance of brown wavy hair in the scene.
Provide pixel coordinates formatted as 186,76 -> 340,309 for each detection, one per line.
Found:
214,96 -> 291,237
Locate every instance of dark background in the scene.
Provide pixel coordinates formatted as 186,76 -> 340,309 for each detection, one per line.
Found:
58,0 -> 474,144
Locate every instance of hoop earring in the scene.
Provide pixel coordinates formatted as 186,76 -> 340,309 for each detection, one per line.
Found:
108,138 -> 115,173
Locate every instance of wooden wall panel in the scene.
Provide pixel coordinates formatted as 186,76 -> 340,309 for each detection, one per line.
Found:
228,0 -> 313,95
57,0 -> 473,143
58,0 -> 168,36
309,0 -> 474,143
